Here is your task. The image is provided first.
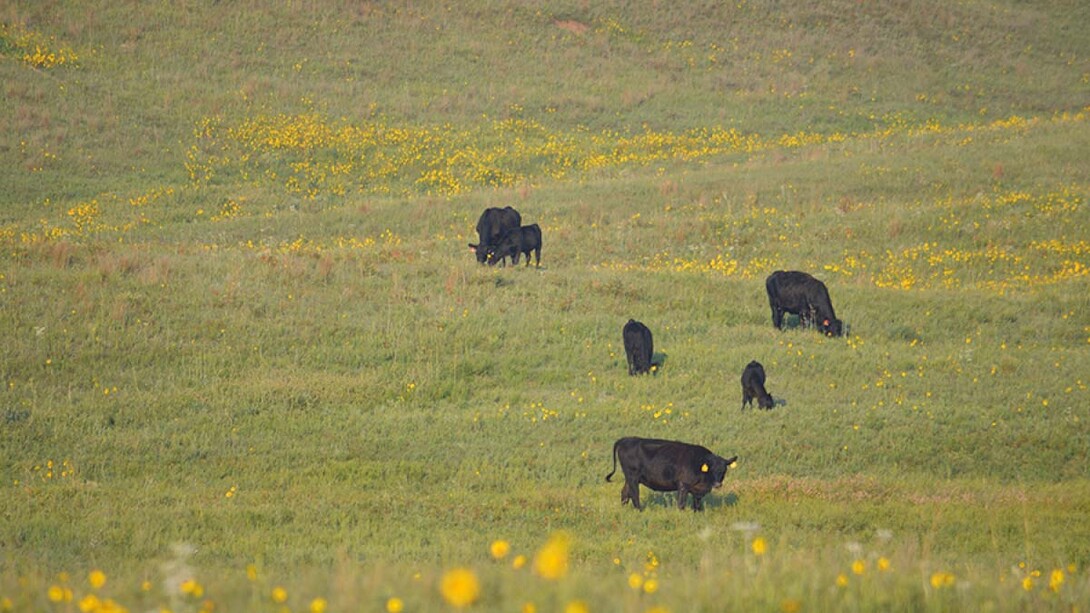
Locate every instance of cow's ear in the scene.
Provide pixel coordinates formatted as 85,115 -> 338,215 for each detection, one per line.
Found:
468,244 -> 478,252
725,456 -> 738,468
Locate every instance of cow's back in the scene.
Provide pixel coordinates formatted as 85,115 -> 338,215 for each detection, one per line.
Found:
477,206 -> 522,243
620,437 -> 707,490
623,319 -> 653,374
742,361 -> 765,387
767,271 -> 832,309
499,207 -> 522,231
520,223 -> 542,247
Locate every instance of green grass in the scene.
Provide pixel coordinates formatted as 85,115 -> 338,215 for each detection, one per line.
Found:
2,1 -> 1090,611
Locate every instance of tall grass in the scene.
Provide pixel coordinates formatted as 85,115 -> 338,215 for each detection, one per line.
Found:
2,1 -> 1089,611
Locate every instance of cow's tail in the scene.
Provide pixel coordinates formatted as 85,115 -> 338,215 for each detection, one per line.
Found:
604,440 -> 620,482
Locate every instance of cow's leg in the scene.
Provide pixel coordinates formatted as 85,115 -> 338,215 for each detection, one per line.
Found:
620,482 -> 631,506
771,307 -> 784,329
692,494 -> 705,512
628,481 -> 643,510
676,485 -> 689,510
533,247 -> 541,267
742,391 -> 749,410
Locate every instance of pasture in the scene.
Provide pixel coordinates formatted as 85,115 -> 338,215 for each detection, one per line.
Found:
2,1 -> 1089,611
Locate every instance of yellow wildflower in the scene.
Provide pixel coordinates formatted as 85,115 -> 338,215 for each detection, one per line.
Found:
490,539 -> 511,560
533,532 -> 571,580
1049,569 -> 1064,592
439,567 -> 480,608
930,572 -> 955,588
89,570 -> 107,589
181,579 -> 204,598
47,585 -> 72,602
565,601 -> 589,613
386,597 -> 404,613
751,537 -> 767,556
78,594 -> 101,613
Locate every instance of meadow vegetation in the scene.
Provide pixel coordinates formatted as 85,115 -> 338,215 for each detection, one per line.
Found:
2,1 -> 1089,611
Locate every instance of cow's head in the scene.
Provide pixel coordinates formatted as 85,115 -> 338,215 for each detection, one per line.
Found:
703,454 -> 738,488
821,318 -> 844,337
484,245 -> 508,266
468,243 -> 488,264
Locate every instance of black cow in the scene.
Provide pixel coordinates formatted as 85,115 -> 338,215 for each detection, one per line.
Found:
605,437 -> 738,511
622,319 -> 654,375
765,270 -> 843,337
486,223 -> 542,267
468,206 -> 521,264
741,360 -> 774,410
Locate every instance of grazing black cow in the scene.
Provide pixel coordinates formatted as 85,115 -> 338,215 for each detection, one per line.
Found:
622,319 -> 654,375
741,360 -> 774,410
605,437 -> 738,511
468,206 -> 521,264
765,270 -> 843,337
486,223 -> 542,267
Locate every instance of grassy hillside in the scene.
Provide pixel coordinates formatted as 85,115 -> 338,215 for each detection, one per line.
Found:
2,1 -> 1089,611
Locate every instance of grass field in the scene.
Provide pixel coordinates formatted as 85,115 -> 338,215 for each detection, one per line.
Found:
2,1 -> 1090,611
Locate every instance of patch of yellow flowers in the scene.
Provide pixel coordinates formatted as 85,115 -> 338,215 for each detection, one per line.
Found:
184,106 -> 1090,201
0,23 -> 80,68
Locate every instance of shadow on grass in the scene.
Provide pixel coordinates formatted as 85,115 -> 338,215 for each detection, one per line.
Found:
781,314 -> 803,330
625,490 -> 740,511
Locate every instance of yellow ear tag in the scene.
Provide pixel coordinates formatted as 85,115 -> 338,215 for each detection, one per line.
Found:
701,463 -> 709,473
728,460 -> 738,468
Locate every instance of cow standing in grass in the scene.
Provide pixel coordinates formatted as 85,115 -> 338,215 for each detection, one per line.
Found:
605,437 -> 738,511
622,319 -> 653,375
741,360 -> 774,410
486,223 -> 542,267
468,206 -> 521,264
765,270 -> 844,337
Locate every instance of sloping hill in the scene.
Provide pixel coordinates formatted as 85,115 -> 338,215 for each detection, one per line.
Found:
1,2 -> 1088,611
